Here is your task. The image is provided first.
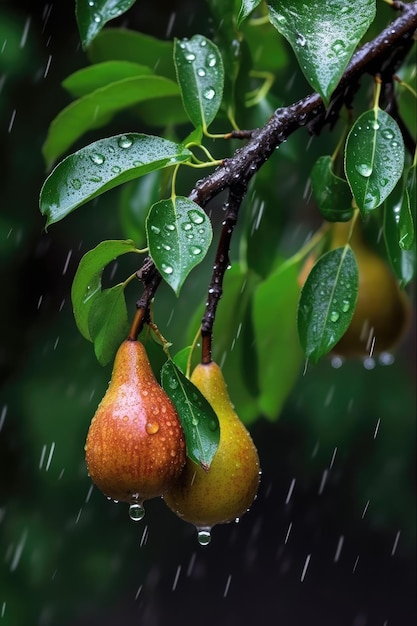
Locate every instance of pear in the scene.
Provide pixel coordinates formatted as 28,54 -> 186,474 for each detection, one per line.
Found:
330,220 -> 410,356
85,339 -> 186,504
163,361 -> 260,536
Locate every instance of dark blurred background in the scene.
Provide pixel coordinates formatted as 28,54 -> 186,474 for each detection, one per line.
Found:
0,1 -> 415,625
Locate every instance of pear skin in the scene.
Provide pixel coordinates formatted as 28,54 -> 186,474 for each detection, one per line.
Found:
330,221 -> 410,356
164,361 -> 260,528
85,339 -> 186,503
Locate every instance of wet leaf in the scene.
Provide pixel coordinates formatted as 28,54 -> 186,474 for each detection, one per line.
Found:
43,76 -> 180,165
237,0 -> 263,26
71,239 -> 137,341
174,34 -> 224,130
267,0 -> 375,104
62,61 -> 153,98
146,197 -> 213,295
119,170 -> 162,246
161,359 -> 220,470
40,133 -> 192,226
398,164 -> 416,250
253,259 -> 303,419
88,284 -> 129,366
76,0 -> 136,49
384,199 -> 416,286
311,155 -> 353,222
297,246 -> 359,363
345,108 -> 405,214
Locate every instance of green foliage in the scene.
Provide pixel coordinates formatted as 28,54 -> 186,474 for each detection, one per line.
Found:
311,155 -> 353,222
161,359 -> 220,469
76,0 -> 136,48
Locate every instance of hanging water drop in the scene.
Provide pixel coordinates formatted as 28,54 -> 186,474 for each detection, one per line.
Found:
197,527 -> 212,546
129,502 -> 145,522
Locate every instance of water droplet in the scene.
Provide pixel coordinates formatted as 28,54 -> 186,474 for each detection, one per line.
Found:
93,13 -> 101,23
197,527 -> 212,546
129,502 -> 145,522
169,377 -> 179,389
331,39 -> 346,55
331,355 -> 344,369
341,300 -> 350,313
185,52 -> 196,62
146,421 -> 160,435
296,33 -> 306,47
190,246 -> 202,255
208,419 -> 218,432
390,140 -> 399,148
200,39 -> 207,47
150,225 -> 160,234
188,209 -> 204,224
161,263 -> 173,275
364,189 -> 380,210
372,121 -> 380,130
162,243 -> 171,251
381,128 -> 394,140
379,352 -> 395,366
355,163 -> 372,177
88,0 -> 95,6
88,176 -> 102,183
71,178 -> 82,190
165,223 -> 176,232
330,311 -> 340,322
363,356 -> 376,370
207,54 -> 216,67
181,222 -> 192,231
203,87 -> 215,100
111,165 -> 121,174
90,152 -> 105,165
197,68 -> 206,77
118,135 -> 133,149
191,415 -> 199,426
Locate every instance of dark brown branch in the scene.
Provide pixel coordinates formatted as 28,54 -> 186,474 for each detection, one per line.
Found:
133,1 -> 417,337
201,183 -> 247,364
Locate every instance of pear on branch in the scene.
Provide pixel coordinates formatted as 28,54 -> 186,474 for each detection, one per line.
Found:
85,339 -> 186,516
164,361 -> 260,544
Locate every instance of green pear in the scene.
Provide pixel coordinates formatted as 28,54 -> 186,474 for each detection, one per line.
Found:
164,361 -> 260,535
85,339 -> 186,504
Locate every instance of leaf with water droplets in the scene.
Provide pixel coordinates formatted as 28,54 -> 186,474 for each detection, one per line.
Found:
267,0 -> 375,104
161,359 -> 220,470
237,0 -> 263,26
174,34 -> 224,130
43,76 -> 181,165
297,246 -> 359,363
40,133 -> 192,226
71,239 -> 137,343
311,155 -> 353,222
345,109 -> 405,215
76,0 -> 136,49
383,196 -> 416,287
146,197 -> 212,295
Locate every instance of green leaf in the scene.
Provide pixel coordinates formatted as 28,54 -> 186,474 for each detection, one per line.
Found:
267,0 -> 375,104
40,133 -> 192,226
146,197 -> 213,295
384,200 -> 416,286
161,359 -> 220,470
43,76 -> 180,165
252,260 -> 303,419
119,170 -> 162,246
88,285 -> 129,366
297,246 -> 359,363
71,239 -> 137,341
88,29 -> 176,80
398,164 -> 416,251
76,0 -> 136,49
174,35 -> 224,130
345,109 -> 405,214
62,61 -> 153,98
237,0 -> 263,26
311,155 -> 353,222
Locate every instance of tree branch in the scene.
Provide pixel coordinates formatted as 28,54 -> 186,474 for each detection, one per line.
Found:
134,1 -> 417,344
